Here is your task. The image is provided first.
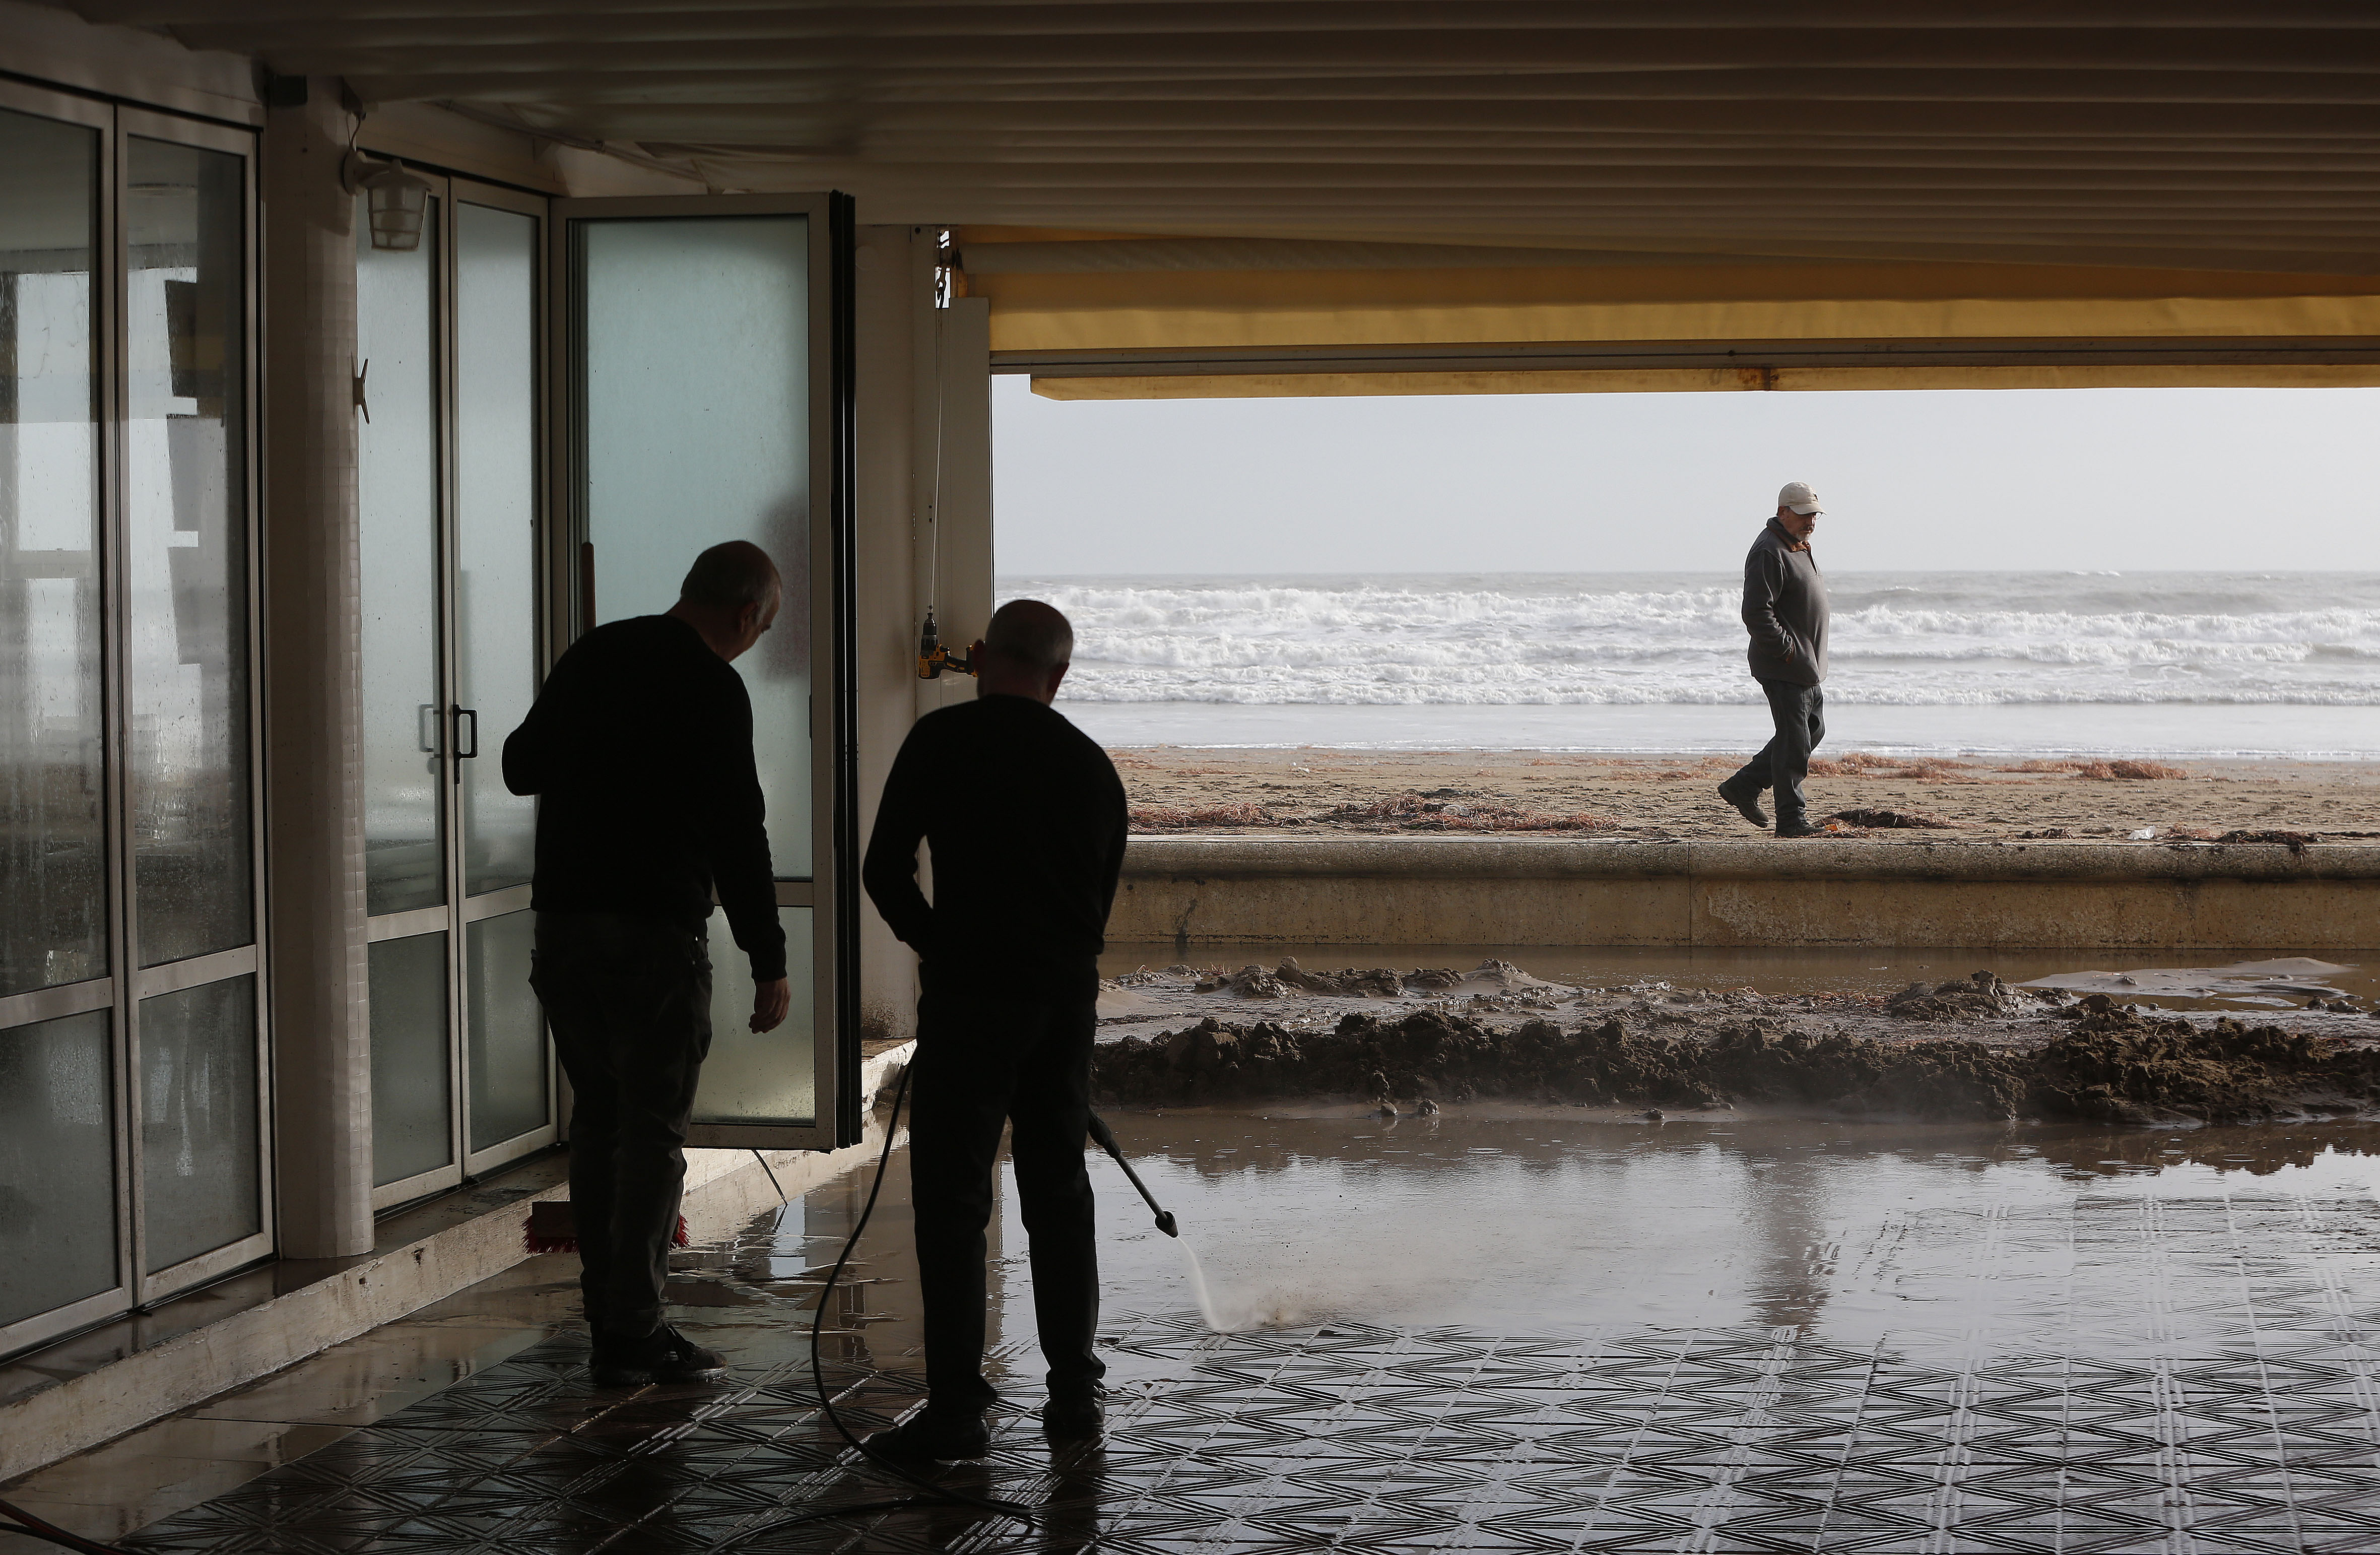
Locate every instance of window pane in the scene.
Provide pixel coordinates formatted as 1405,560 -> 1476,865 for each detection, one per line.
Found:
357,195 -> 445,916
690,905 -> 814,1128
465,908 -> 545,1152
455,204 -> 538,897
0,108 -> 106,997
369,931 -> 451,1187
125,138 -> 251,967
579,216 -> 811,877
140,975 -> 259,1273
0,1009 -> 116,1327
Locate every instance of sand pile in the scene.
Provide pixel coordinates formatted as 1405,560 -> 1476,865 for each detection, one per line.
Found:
1886,970 -> 2028,1019
1092,1005 -> 2380,1125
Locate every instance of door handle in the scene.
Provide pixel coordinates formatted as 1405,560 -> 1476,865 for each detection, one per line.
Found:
453,706 -> 479,777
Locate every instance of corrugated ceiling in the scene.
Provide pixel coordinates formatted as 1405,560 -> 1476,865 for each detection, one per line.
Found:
48,2 -> 2380,274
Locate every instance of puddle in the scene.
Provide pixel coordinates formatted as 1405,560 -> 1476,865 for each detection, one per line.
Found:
1066,1108 -> 2380,1350
2019,955 -> 2357,1005
671,1104 -> 2380,1381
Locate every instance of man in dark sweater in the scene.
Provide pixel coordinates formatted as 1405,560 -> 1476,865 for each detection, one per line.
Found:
861,599 -> 1129,1458
1719,481 -> 1832,838
503,540 -> 791,1386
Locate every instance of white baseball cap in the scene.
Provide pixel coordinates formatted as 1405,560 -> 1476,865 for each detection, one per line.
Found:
1777,481 -> 1823,515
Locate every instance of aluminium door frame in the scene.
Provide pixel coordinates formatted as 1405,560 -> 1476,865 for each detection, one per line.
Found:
0,77 -> 133,1360
546,191 -> 851,1153
365,173 -> 563,1211
112,101 -> 275,1307
448,174 -> 558,1181
363,178 -> 461,1213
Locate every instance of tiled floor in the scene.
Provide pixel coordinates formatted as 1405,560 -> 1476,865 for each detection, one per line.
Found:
20,1111 -> 2380,1552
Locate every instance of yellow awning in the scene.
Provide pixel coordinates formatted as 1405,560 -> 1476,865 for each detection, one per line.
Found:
955,232 -> 2380,397
1033,364 -> 2380,400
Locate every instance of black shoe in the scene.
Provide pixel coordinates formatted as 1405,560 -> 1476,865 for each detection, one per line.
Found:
1716,782 -> 1769,829
866,1406 -> 992,1461
590,1324 -> 727,1386
1775,819 -> 1823,839
1042,1383 -> 1109,1440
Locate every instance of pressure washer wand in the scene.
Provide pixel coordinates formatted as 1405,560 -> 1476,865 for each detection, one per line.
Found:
1086,1112 -> 1178,1237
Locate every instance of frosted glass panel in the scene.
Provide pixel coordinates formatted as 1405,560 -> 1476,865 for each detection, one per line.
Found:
124,139 -> 252,967
0,1010 -> 116,1325
141,975 -> 260,1272
466,909 -> 546,1152
356,196 -> 445,916
0,108 -> 107,996
369,931 -> 451,1186
691,906 -> 814,1127
455,203 -> 540,897
578,216 -> 811,877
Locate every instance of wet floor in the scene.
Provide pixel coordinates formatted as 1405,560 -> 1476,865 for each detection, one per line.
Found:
1105,942 -> 2380,1009
63,1104 -> 2380,1552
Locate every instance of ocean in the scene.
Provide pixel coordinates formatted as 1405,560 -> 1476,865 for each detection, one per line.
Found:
1002,571 -> 2380,759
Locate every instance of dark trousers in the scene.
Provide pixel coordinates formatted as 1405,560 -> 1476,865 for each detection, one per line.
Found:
908,972 -> 1104,1411
532,911 -> 712,1342
1728,679 -> 1826,825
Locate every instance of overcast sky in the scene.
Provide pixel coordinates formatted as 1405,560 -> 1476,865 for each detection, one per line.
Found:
993,378 -> 2380,575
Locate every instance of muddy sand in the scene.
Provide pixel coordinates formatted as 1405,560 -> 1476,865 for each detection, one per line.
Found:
1093,958 -> 2380,1125
1114,748 -> 2380,844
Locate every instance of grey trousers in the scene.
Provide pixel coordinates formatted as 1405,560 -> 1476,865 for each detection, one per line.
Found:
1727,679 -> 1826,826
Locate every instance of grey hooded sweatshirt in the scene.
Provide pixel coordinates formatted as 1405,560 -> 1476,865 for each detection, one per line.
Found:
1742,517 -> 1828,686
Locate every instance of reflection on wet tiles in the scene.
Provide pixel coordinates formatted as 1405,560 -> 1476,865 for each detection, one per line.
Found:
44,1112 -> 2380,1552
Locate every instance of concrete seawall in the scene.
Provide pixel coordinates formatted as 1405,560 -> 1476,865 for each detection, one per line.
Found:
1113,837 -> 2380,949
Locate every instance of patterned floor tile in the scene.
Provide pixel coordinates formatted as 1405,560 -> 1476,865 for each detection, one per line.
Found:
79,1152 -> 2380,1553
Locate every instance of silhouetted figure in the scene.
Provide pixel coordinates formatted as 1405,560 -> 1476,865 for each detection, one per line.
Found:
1719,481 -> 1832,838
505,540 -> 791,1385
861,599 -> 1130,1459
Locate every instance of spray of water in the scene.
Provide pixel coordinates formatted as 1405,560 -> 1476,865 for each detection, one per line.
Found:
1177,1237 -> 1226,1331
1174,1236 -> 1318,1332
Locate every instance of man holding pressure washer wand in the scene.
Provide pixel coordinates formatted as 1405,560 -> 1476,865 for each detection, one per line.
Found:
863,599 -> 1130,1459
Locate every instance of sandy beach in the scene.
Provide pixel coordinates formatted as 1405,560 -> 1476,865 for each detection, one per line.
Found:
1114,747 -> 2380,843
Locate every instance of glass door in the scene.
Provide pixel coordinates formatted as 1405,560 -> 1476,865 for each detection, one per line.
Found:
1,84 -> 273,1357
358,174 -> 553,1209
118,108 -> 271,1307
0,84 -> 124,1357
552,194 -> 853,1151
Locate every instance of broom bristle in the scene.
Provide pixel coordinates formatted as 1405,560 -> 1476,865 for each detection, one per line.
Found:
523,1202 -> 691,1255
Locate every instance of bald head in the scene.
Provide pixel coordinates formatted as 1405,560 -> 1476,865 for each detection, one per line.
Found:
975,599 -> 1074,704
679,540 -> 781,613
668,540 -> 780,662
983,600 -> 1073,671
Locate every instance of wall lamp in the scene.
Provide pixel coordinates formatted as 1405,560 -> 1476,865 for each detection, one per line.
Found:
342,150 -> 433,252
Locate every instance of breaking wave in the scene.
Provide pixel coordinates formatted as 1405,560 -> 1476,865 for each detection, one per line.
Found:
1006,572 -> 2380,708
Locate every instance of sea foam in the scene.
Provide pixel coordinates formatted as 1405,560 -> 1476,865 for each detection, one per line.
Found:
1008,571 -> 2380,709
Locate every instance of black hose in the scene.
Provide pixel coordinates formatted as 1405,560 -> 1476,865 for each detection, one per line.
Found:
729,1061 -> 1039,1541
0,1498 -> 131,1555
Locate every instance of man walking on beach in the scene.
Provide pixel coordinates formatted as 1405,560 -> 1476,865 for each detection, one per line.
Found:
861,599 -> 1130,1458
504,540 -> 792,1386
1718,481 -> 1831,839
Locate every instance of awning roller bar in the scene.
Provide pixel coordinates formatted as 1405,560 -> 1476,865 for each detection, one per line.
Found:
999,334 -> 2380,377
